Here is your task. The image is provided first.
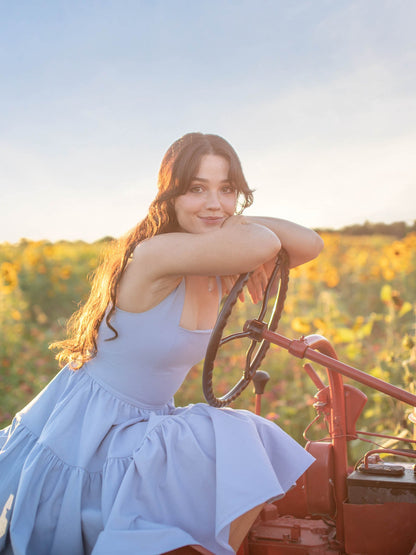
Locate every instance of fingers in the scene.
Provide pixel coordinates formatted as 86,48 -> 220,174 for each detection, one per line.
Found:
221,275 -> 245,302
247,265 -> 268,304
222,265 -> 270,305
222,275 -> 235,294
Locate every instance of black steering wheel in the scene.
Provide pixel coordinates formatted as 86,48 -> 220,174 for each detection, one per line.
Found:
203,249 -> 290,407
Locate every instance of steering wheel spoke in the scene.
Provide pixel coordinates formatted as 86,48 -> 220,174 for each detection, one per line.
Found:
219,331 -> 252,346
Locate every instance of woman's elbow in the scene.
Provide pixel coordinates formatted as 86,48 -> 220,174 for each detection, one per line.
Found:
290,232 -> 324,268
258,234 -> 282,265
311,232 -> 324,259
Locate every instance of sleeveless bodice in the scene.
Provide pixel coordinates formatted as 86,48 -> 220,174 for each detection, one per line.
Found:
85,279 -> 212,408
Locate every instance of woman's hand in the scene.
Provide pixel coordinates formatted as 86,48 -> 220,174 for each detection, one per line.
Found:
246,264 -> 268,304
221,275 -> 245,302
220,259 -> 276,304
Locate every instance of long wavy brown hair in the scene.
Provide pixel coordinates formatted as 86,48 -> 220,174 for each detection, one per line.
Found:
50,133 -> 254,369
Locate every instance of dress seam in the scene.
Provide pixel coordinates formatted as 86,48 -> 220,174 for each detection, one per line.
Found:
15,418 -> 140,472
9,419 -> 105,475
39,441 -> 105,474
85,368 -> 173,412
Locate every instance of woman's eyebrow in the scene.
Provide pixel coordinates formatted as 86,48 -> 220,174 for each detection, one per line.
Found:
191,176 -> 231,182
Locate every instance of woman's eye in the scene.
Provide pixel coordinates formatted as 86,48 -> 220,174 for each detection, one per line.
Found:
188,185 -> 203,193
222,185 -> 236,194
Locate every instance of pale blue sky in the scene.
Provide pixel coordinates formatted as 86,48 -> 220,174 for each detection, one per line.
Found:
1,0 -> 415,242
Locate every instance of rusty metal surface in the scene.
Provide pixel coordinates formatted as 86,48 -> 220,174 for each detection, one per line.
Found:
347,465 -> 416,504
343,502 -> 416,555
248,514 -> 340,554
305,442 -> 336,516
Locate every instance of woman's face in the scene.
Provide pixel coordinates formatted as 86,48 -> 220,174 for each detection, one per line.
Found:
174,154 -> 237,234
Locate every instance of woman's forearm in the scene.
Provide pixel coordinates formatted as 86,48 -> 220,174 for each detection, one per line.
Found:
243,216 -> 324,268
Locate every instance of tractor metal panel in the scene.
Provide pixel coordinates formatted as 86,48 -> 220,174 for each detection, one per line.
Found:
343,502 -> 416,555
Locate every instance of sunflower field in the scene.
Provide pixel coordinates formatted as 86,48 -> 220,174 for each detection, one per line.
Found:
1,233 -> 415,455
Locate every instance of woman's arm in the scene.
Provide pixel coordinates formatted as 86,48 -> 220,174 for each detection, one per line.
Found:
117,217 -> 281,311
134,216 -> 282,279
122,216 -> 323,306
136,216 -> 322,280
242,216 -> 324,268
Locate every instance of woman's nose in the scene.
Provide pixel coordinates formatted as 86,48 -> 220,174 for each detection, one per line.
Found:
206,190 -> 221,209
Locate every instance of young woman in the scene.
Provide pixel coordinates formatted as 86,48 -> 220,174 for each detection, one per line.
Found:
0,133 -> 323,555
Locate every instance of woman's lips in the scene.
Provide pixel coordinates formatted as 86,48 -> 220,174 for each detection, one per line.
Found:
198,216 -> 225,225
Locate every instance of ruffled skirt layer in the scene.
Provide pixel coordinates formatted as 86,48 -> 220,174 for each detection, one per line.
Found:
0,367 -> 314,554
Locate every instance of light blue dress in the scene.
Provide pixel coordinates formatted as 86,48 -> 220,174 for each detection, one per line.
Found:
0,279 -> 314,554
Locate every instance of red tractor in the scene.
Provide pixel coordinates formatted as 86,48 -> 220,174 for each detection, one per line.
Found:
201,250 -> 416,555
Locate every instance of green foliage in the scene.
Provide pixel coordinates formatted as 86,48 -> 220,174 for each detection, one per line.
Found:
316,219 -> 416,238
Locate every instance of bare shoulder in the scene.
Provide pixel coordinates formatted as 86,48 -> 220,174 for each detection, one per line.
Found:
116,242 -> 181,312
